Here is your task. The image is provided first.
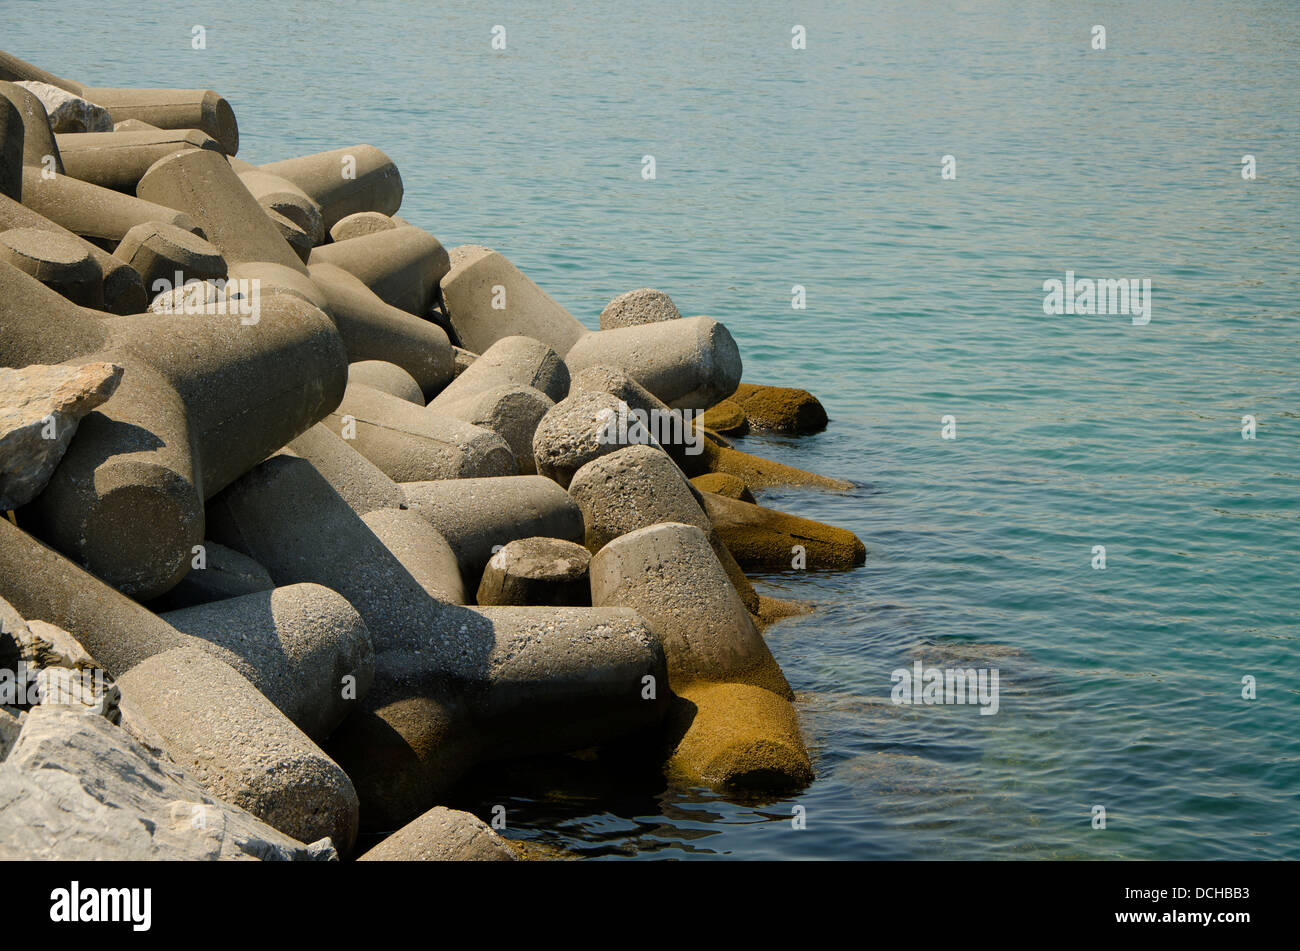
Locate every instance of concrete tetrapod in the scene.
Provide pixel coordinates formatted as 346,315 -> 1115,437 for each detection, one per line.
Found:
0,93 -> 20,200
565,444 -> 761,615
0,81 -> 61,177
0,192 -> 146,314
441,245 -> 741,409
55,128 -> 223,192
309,225 -> 448,316
160,583 -> 376,743
429,335 -> 569,406
324,380 -> 515,482
20,165 -> 200,246
357,806 -> 516,861
206,453 -> 669,832
0,226 -> 102,307
348,360 -> 425,405
0,260 -> 347,599
698,489 -> 867,570
0,517 -> 360,849
229,157 -> 324,246
433,384 -> 554,475
309,262 -> 454,397
259,145 -> 402,232
589,522 -> 813,791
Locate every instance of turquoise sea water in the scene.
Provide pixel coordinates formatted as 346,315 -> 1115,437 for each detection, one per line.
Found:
10,0 -> 1297,859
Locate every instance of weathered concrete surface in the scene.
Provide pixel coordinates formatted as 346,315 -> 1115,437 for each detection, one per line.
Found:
260,145 -> 401,231
160,583 -> 375,742
20,165 -> 199,246
440,245 -> 588,357
0,226 -> 103,306
348,360 -> 424,405
136,147 -> 305,271
0,192 -> 146,314
402,475 -> 585,584
691,440 -> 853,491
599,287 -> 682,330
0,706 -> 337,861
0,94 -> 19,201
232,162 -> 324,246
147,540 -> 275,612
207,454 -> 668,832
700,490 -> 866,570
691,472 -> 755,503
329,210 -> 397,243
0,518 -> 359,849
75,86 -> 239,156
310,262 -> 454,397
699,398 -> 748,434
324,381 -> 515,482
430,335 -> 569,407
0,81 -> 63,174
0,361 -> 121,510
564,315 -> 742,411
113,220 -> 226,293
360,508 -> 466,604
310,225 -> 448,316
476,536 -> 591,607
0,261 -> 347,599
358,806 -> 515,861
533,388 -> 654,488
56,128 -> 221,192
434,383 -> 553,475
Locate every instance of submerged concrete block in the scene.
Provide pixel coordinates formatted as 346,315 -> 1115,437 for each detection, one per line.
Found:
324,381 -> 515,482
260,145 -> 401,231
590,522 -> 812,791
728,382 -> 828,434
357,805 -> 516,861
700,490 -> 866,569
310,261 -> 454,397
310,225 -> 448,316
160,583 -> 374,742
55,128 -> 221,192
0,192 -> 145,314
0,517 -> 359,849
0,261 -> 347,599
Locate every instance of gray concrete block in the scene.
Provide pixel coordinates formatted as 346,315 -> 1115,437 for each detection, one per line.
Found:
309,225 -> 448,316
260,145 -> 401,231
429,334 -> 569,406
55,128 -> 221,192
476,536 -> 591,607
348,360 -> 424,405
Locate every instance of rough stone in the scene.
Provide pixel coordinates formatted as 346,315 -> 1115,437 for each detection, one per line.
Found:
12,81 -> 111,133
0,361 -> 121,510
0,705 -> 336,860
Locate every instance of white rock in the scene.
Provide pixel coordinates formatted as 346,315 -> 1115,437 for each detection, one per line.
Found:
13,81 -> 112,133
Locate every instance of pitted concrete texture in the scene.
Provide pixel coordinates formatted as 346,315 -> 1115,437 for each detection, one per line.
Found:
700,490 -> 866,570
324,381 -> 515,482
430,335 -> 569,406
358,805 -> 515,861
0,226 -> 102,306
0,81 -> 63,174
0,261 -> 347,599
477,536 -> 591,607
598,287 -> 682,330
434,383 -> 553,475
160,583 -> 375,742
310,225 -> 448,316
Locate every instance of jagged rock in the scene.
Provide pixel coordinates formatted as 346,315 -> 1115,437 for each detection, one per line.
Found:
13,81 -> 112,133
0,361 -> 122,510
0,705 -> 337,860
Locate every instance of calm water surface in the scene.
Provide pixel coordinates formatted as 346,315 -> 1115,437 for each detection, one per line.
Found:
11,0 -> 1297,859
